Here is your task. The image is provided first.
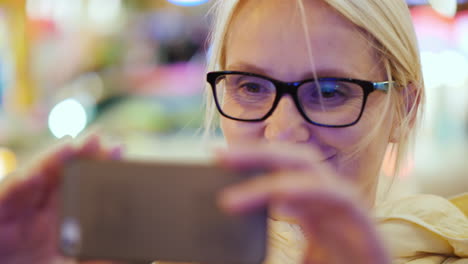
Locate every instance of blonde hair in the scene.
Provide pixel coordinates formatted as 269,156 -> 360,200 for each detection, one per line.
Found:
203,0 -> 424,183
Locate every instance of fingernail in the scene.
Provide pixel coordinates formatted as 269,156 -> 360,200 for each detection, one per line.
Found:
219,188 -> 248,208
110,146 -> 124,160
81,136 -> 100,152
59,146 -> 75,162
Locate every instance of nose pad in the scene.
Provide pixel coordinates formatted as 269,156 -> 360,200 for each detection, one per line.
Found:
264,95 -> 310,143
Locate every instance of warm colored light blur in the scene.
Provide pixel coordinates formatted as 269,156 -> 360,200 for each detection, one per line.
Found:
0,148 -> 17,181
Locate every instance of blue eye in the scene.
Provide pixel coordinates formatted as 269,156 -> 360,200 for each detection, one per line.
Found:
320,82 -> 340,98
298,80 -> 359,109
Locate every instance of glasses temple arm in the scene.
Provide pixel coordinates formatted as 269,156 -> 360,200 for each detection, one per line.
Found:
373,81 -> 394,92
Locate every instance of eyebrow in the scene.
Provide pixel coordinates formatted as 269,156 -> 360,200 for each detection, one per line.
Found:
226,62 -> 364,80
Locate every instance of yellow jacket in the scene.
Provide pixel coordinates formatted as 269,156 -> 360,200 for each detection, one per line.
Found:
264,193 -> 468,264
376,193 -> 468,264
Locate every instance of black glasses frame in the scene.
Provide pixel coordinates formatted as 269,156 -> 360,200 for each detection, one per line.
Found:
207,71 -> 391,128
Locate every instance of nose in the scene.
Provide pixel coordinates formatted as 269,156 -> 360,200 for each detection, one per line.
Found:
264,95 -> 311,143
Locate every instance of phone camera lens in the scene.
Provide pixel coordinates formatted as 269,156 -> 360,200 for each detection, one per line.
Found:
60,218 -> 82,256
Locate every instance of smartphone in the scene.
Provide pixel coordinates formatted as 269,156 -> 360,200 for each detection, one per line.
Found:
58,159 -> 267,264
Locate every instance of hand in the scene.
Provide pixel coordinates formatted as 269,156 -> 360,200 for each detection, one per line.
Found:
0,136 -> 123,264
216,143 -> 390,264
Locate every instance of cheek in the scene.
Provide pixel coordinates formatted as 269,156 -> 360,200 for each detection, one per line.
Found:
220,118 -> 265,145
332,95 -> 394,189
336,93 -> 393,153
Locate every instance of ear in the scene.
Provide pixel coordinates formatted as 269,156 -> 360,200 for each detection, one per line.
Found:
389,82 -> 421,143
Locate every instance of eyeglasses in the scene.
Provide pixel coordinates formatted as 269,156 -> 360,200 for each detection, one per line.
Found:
207,71 -> 392,128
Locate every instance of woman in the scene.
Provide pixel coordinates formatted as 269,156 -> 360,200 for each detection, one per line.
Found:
0,0 -> 467,263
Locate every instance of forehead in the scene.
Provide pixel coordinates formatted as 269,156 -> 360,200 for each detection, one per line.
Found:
225,0 -> 383,82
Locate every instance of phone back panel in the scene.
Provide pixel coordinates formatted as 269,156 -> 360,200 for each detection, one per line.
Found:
59,159 -> 267,264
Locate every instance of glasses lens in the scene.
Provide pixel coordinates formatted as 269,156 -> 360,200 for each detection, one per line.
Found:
215,74 -> 276,120
298,80 -> 364,126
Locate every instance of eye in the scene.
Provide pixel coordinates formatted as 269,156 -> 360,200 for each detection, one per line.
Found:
301,81 -> 347,101
320,82 -> 344,98
234,76 -> 273,95
298,80 -> 362,109
240,82 -> 263,93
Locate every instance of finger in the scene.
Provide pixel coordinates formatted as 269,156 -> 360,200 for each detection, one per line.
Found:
215,142 -> 329,172
77,135 -> 124,162
0,162 -> 64,221
0,173 -> 21,200
0,174 -> 46,222
302,233 -> 328,264
0,142 -> 77,222
37,144 -> 75,188
218,170 -> 360,224
218,171 -> 323,214
219,169 -> 389,264
302,216 -> 389,264
107,145 -> 124,160
77,134 -> 102,157
296,195 -> 389,264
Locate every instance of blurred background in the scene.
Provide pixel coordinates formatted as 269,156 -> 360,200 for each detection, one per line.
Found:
0,0 -> 466,199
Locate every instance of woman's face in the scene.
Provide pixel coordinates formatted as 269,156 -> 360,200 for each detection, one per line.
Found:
220,0 -> 396,203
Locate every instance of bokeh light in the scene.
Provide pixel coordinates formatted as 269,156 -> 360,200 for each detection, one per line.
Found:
87,0 -> 122,34
48,99 -> 88,138
0,148 -> 17,182
421,49 -> 468,89
166,0 -> 209,7
429,0 -> 458,17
